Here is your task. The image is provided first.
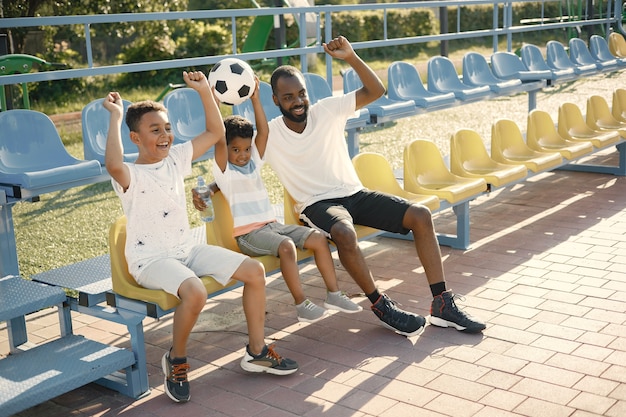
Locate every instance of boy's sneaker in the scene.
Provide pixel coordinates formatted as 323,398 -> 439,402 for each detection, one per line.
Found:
240,344 -> 299,375
161,350 -> 191,403
429,290 -> 486,333
324,291 -> 363,313
296,299 -> 327,323
371,293 -> 425,337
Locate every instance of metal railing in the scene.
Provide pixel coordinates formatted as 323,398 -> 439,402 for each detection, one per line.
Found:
0,1 -> 623,91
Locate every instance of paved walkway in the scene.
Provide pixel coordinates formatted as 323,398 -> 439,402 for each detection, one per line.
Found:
4,149 -> 626,417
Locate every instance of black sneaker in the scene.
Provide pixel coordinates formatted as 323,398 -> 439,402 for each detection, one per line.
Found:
371,293 -> 426,337
161,350 -> 190,403
429,290 -> 486,333
240,344 -> 299,375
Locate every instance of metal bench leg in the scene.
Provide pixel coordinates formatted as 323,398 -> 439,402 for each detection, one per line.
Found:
436,202 -> 471,250
118,309 -> 151,398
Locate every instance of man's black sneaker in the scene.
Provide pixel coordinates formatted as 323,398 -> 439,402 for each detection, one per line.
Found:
429,290 -> 486,333
371,293 -> 426,337
161,350 -> 191,403
240,344 -> 299,375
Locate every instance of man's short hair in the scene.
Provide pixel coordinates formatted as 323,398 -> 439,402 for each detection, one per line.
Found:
270,65 -> 303,94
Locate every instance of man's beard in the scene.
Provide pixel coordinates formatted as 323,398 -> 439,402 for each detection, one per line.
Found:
279,103 -> 308,123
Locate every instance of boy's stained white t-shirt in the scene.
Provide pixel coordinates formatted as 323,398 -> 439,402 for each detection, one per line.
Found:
212,144 -> 276,237
111,141 -> 195,278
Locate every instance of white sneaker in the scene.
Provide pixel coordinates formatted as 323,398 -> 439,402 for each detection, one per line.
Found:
296,299 -> 327,323
324,291 -> 363,313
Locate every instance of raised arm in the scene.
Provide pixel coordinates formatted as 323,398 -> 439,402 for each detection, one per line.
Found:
184,70 -> 226,161
249,77 -> 270,158
323,36 -> 385,110
103,92 -> 131,191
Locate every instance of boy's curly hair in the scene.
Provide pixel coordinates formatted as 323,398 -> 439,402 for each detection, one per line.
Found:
125,100 -> 168,132
224,115 -> 254,144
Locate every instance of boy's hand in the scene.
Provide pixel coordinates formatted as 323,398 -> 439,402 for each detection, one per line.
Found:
322,36 -> 355,61
192,188 -> 208,211
103,92 -> 123,116
183,70 -> 210,93
249,75 -> 261,102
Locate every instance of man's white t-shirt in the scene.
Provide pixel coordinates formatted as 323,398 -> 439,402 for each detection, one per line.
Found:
264,91 -> 364,214
111,142 -> 195,278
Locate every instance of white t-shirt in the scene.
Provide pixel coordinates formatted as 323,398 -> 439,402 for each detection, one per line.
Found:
264,91 -> 364,213
212,144 -> 276,237
111,142 -> 195,278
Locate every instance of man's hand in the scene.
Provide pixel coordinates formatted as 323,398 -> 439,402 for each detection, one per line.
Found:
322,36 -> 355,61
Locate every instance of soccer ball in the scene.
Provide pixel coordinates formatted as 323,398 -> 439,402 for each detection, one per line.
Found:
208,58 -> 256,106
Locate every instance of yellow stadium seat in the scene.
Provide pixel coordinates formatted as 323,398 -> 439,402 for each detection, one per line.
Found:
109,216 -> 238,312
608,32 -> 626,58
491,119 -> 563,172
612,88 -> 626,123
557,102 -> 621,148
206,190 -> 312,272
526,109 -> 594,160
585,95 -> 626,137
403,139 -> 487,203
450,129 -> 527,188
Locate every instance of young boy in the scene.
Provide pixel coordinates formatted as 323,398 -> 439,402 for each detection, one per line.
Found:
103,70 -> 298,404
211,77 -> 362,323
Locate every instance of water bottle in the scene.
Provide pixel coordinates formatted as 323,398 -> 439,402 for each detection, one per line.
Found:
195,176 -> 213,222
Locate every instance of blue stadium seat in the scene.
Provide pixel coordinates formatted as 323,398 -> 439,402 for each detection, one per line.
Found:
568,37 -> 619,72
490,51 -> 552,84
1,109 -> 102,195
520,43 -> 578,84
461,52 -> 526,94
589,35 -> 626,67
82,98 -> 138,165
342,68 -> 417,124
232,81 -> 281,126
387,61 -> 456,109
546,40 -> 598,76
162,87 -> 213,161
427,56 -> 493,101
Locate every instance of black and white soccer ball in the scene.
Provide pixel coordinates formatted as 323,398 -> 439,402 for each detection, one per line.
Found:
208,58 -> 256,106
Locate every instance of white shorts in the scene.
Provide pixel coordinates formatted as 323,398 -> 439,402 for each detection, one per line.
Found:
136,244 -> 248,298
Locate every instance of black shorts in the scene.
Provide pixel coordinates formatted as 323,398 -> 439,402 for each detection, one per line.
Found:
300,189 -> 411,237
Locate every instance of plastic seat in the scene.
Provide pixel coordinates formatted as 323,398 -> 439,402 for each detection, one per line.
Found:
450,129 -> 527,188
608,32 -> 626,58
303,72 -> 369,130
342,68 -> 416,123
461,52 -> 524,94
161,88 -> 212,161
427,56 -> 492,101
546,40 -> 598,76
352,151 -> 440,211
403,139 -> 487,203
490,51 -> 552,83
0,109 -> 102,192
589,35 -> 626,66
207,190 -> 314,272
520,43 -> 577,83
491,119 -> 563,172
109,216 -> 239,312
569,38 -> 618,72
82,98 -> 138,165
585,95 -> 626,136
557,102 -> 621,148
612,88 -> 626,122
526,109 -> 594,159
232,81 -> 281,126
387,61 -> 456,108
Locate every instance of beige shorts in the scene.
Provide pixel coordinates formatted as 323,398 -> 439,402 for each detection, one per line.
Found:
136,244 -> 247,298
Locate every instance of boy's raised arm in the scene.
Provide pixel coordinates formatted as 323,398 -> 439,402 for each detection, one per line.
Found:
250,77 -> 269,158
184,71 -> 226,161
103,92 -> 131,191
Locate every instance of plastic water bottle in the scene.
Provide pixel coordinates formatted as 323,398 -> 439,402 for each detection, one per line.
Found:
195,176 -> 213,222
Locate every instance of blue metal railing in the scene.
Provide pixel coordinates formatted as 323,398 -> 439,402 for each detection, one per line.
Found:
0,0 -> 622,91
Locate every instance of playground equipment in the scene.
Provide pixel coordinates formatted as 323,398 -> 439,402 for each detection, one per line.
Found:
0,54 -> 66,111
